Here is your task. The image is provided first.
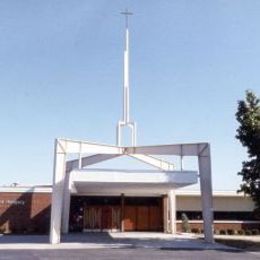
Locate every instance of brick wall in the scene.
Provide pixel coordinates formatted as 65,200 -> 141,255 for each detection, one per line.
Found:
0,192 -> 51,234
0,191 -> 259,235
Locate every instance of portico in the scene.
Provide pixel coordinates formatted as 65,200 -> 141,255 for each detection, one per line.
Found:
50,139 -> 214,244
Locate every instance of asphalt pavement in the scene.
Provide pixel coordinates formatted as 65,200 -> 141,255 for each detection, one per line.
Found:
0,248 -> 259,260
0,233 -> 259,260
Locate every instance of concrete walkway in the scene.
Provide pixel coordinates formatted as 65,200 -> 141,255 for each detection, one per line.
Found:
0,232 -> 235,251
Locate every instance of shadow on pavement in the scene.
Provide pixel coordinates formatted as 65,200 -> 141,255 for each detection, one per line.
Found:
0,232 -> 242,253
0,234 -> 48,244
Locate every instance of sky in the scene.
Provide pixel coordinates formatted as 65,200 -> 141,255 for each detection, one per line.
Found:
0,0 -> 260,190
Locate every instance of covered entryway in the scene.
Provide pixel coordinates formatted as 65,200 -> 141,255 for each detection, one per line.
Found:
69,196 -> 163,232
65,168 -> 198,236
50,139 -> 214,244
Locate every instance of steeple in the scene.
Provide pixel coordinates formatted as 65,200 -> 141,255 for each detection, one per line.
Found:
117,9 -> 137,147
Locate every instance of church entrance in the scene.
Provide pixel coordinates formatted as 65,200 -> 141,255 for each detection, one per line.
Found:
69,196 -> 163,232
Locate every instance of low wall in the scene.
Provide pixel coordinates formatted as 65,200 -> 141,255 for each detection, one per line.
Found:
176,220 -> 260,233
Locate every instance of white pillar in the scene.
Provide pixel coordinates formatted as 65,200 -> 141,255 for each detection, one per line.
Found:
61,172 -> 71,234
50,140 -> 66,244
198,144 -> 214,243
168,189 -> 176,234
163,195 -> 168,233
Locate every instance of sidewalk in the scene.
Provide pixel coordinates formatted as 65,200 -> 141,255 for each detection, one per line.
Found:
0,232 -> 235,251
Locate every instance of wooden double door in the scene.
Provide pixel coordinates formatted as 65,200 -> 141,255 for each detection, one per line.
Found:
83,204 -> 162,232
124,205 -> 162,231
84,206 -> 121,231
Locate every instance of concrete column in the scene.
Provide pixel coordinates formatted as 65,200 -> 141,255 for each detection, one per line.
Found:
61,172 -> 71,234
198,144 -> 214,243
168,189 -> 176,234
50,140 -> 66,244
163,195 -> 168,233
121,193 -> 125,232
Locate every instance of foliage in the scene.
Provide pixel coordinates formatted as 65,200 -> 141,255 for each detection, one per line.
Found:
227,229 -> 235,235
236,90 -> 260,216
251,229 -> 260,235
237,230 -> 245,235
219,229 -> 227,235
245,229 -> 252,236
181,213 -> 191,233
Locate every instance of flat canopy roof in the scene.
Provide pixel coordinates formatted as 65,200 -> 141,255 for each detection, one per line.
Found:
70,169 -> 198,196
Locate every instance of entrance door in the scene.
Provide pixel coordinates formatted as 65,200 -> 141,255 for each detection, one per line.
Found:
124,206 -> 136,231
84,206 -> 121,231
84,206 -> 102,230
136,206 -> 149,231
101,206 -> 112,230
149,206 -> 162,231
123,205 -> 163,231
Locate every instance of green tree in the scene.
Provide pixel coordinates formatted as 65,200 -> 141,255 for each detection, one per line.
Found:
236,90 -> 260,218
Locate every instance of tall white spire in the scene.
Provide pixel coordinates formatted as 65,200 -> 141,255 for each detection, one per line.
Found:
117,9 -> 137,147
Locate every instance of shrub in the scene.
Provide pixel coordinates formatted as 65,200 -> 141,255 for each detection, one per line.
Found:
251,229 -> 260,235
0,226 -> 5,234
245,229 -> 252,236
227,229 -> 235,235
237,230 -> 245,235
3,225 -> 11,234
219,229 -> 227,235
181,213 -> 191,233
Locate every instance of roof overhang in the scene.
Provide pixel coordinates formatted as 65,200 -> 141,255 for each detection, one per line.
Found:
69,169 -> 198,196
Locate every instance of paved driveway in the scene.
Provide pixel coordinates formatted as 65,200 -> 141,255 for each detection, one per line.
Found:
0,232 -> 259,259
0,248 -> 259,260
0,232 -> 227,250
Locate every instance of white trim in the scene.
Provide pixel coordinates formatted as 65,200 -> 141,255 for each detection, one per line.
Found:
176,190 -> 247,197
0,186 -> 52,193
0,186 -> 249,198
176,220 -> 260,224
71,192 -> 164,197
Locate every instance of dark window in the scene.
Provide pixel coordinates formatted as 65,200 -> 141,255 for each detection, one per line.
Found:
213,211 -> 256,221
177,211 -> 257,221
177,211 -> 202,220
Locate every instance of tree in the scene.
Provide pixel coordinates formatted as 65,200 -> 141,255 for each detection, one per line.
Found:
236,90 -> 260,218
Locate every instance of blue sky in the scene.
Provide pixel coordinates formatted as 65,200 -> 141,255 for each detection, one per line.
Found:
0,0 -> 259,190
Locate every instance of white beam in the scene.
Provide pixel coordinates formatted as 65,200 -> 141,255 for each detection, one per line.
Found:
126,143 -> 209,156
198,144 -> 214,243
128,154 -> 174,171
57,138 -> 124,154
66,154 -> 122,172
50,139 -> 66,244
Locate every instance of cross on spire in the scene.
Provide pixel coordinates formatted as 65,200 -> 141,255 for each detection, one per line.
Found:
121,9 -> 133,28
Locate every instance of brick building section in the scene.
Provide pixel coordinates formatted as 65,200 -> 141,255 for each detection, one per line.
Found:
0,191 -> 259,234
0,192 -> 51,234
